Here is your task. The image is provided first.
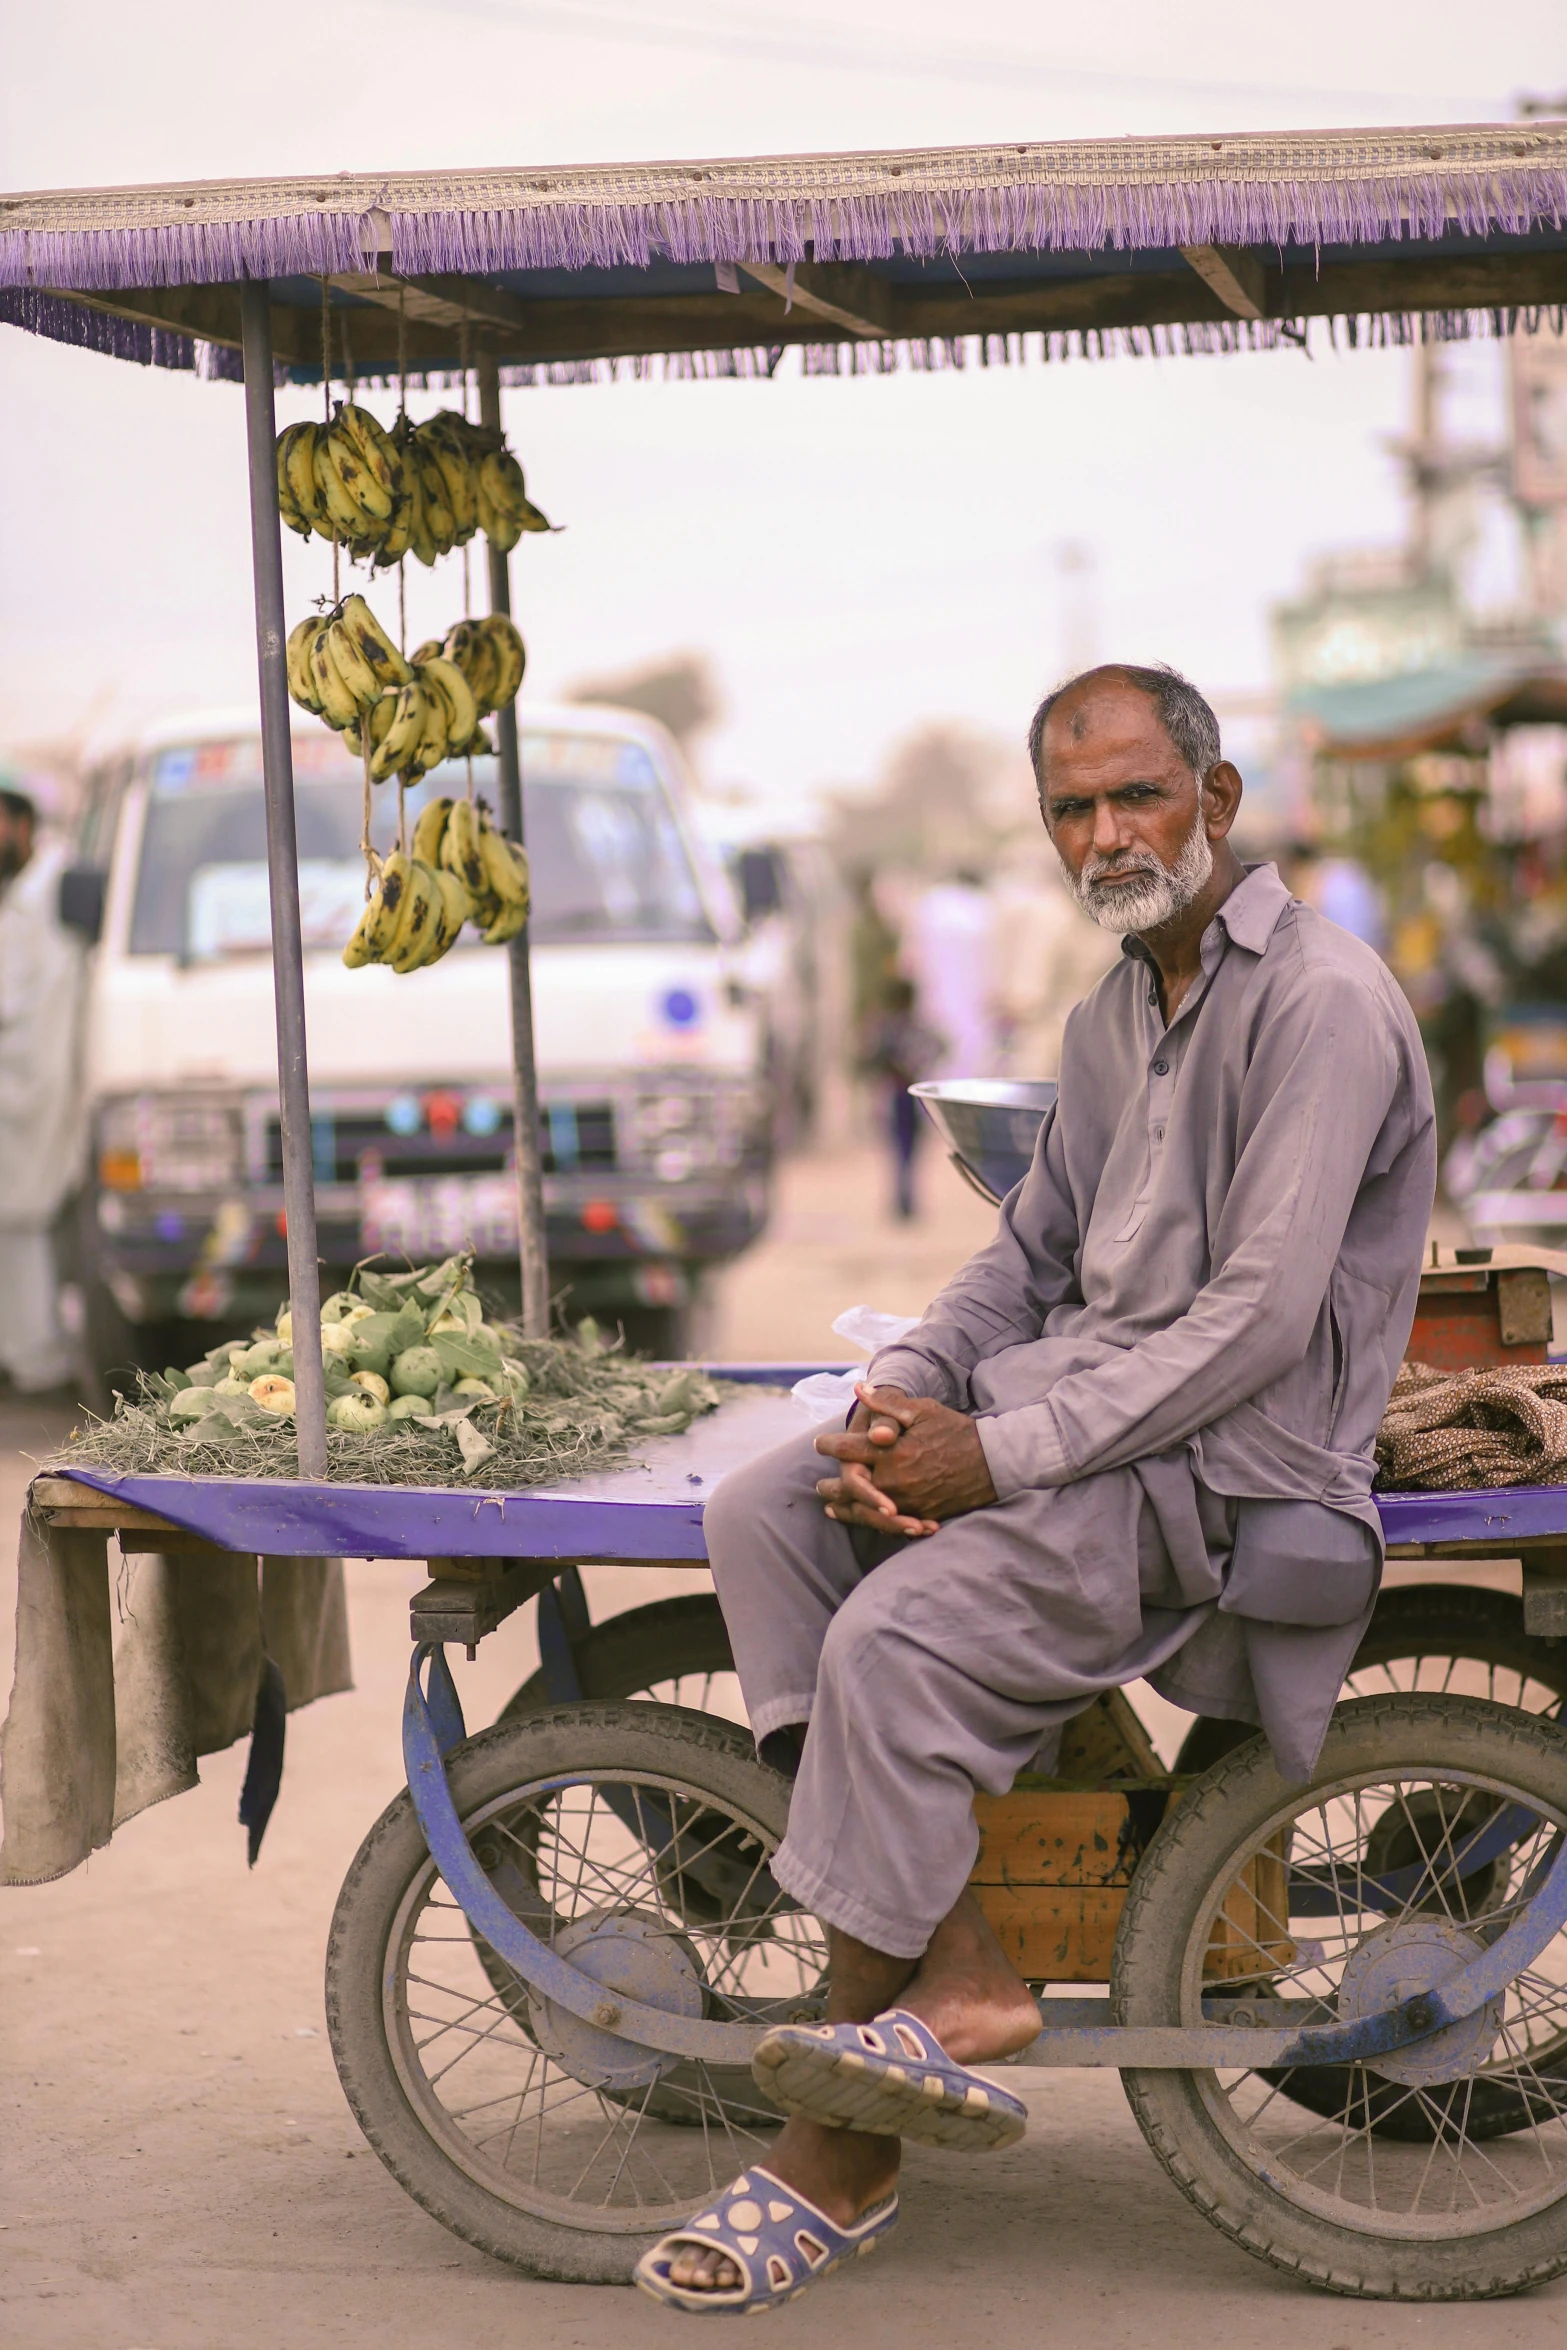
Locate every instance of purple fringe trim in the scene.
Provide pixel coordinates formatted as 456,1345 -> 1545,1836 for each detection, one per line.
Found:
3,132 -> 1566,292
0,285 -> 244,378
6,289 -> 1563,390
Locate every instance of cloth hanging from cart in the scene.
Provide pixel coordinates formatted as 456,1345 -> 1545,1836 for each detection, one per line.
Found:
0,1523 -> 352,1884
1377,1360 -> 1567,1491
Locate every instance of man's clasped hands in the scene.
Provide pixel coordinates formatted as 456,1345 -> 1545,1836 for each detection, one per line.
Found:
813,1384 -> 997,1537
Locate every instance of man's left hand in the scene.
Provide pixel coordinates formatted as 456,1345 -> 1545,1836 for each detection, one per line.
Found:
814,1387 -> 997,1531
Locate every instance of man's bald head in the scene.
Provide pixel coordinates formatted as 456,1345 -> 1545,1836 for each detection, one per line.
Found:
1027,664 -> 1221,790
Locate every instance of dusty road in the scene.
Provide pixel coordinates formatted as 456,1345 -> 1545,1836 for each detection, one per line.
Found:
2,1141 -> 1556,2347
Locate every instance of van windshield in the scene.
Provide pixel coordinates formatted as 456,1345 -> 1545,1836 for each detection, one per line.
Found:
127,729 -> 714,956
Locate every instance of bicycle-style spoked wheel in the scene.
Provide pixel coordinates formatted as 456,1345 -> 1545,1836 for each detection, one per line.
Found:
326,1704 -> 825,2282
1116,1698 -> 1567,2298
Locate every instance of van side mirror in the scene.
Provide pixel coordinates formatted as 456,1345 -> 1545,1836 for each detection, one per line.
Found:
59,864 -> 107,944
736,848 -> 784,925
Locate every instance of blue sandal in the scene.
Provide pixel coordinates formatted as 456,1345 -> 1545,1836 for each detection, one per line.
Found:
634,2164 -> 899,2312
751,2007 -> 1028,2150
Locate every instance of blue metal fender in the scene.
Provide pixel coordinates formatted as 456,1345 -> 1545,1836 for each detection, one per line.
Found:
402,1644 -> 1567,2073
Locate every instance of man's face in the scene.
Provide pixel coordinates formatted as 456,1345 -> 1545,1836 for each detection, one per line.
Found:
1037,681 -> 1220,934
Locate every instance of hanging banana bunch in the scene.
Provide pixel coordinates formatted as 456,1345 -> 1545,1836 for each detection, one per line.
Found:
342,801 -> 530,974
277,404 -> 552,565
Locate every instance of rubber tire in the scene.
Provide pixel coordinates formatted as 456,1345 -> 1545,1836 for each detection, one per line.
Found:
1173,1582 -> 1567,1776
499,1592 -> 735,1720
325,1701 -> 793,2282
1114,1694 -> 1567,2299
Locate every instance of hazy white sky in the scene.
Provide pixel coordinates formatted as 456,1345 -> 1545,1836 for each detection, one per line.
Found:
1,1 -> 1563,807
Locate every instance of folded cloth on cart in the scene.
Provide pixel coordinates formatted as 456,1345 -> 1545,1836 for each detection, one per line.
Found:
1378,1360 -> 1567,1491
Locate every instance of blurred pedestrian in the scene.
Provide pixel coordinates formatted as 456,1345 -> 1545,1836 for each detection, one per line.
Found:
0,787 -> 87,1393
847,869 -> 901,1065
908,869 -> 997,1077
861,976 -> 945,1220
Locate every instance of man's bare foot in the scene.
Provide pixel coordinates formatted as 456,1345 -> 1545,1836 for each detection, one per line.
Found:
663,2118 -> 899,2295
899,1888 -> 1041,2065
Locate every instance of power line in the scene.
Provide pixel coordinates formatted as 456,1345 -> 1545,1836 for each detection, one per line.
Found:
386,0 -> 1506,114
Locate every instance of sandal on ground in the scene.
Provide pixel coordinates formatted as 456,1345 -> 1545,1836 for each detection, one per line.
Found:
633,2164 -> 899,2312
751,2006 -> 1028,2150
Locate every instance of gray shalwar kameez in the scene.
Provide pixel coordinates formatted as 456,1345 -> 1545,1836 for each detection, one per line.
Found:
704,866 -> 1436,1959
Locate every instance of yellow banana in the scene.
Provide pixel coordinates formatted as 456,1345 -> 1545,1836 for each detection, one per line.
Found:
309,628 -> 362,729
476,448 -> 551,547
324,617 -> 383,710
478,613 -> 526,708
480,894 -> 529,945
311,429 -> 370,539
353,692 -> 399,766
321,413 -> 394,527
410,638 -> 444,666
412,681 -> 450,776
415,448 -> 456,557
416,655 -> 479,753
369,682 -> 429,783
286,616 -> 327,712
338,593 -> 411,690
417,867 -> 471,967
435,864 -> 473,937
411,796 -> 453,867
419,416 -> 480,539
335,404 -> 403,505
444,619 -> 500,711
387,858 -> 439,973
277,424 -> 317,538
342,852 -> 411,967
478,820 -> 529,912
442,797 -> 487,894
282,422 -> 331,539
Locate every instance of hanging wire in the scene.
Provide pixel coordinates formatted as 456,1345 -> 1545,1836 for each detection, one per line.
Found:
321,280 -> 340,604
397,284 -> 409,656
460,306 -> 473,622
360,736 -> 378,886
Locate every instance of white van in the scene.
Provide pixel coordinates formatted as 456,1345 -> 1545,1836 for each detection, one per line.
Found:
64,702 -> 773,1381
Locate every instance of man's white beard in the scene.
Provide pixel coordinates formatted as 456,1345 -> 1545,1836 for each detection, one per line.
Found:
1062,810 -> 1215,935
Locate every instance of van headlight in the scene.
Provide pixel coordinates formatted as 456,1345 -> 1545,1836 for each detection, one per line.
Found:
98,1095 -> 244,1192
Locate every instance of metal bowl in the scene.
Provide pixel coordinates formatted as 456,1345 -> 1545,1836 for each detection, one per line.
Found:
910,1078 -> 1057,1205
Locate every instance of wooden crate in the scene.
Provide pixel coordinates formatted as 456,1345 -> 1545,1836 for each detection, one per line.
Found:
969,1782 -> 1293,1984
968,1785 -> 1172,1981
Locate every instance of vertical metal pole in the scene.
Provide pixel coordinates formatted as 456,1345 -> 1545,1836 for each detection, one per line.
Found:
240,282 -> 328,1473
478,350 -> 550,1336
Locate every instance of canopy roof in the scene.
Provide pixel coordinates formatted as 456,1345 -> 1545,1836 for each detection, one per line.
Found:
4,121 -> 1566,386
1293,654 -> 1567,760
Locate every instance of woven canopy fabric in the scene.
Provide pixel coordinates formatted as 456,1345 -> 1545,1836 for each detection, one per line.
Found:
3,122 -> 1566,384
7,124 -> 1567,284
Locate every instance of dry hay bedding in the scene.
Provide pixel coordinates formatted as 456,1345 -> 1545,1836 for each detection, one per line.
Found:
47,1257 -> 748,1488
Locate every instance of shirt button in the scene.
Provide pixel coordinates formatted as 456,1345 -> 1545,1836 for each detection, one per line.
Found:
1152,1059 -> 1169,1075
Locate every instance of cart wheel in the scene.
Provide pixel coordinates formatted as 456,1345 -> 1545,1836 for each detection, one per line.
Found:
1174,1582 -> 1567,1775
499,1592 -> 740,1720
325,1701 -> 824,2282
1114,1695 -> 1567,2299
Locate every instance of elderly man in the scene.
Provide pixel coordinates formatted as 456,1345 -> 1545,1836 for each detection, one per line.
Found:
636,664 -> 1436,2314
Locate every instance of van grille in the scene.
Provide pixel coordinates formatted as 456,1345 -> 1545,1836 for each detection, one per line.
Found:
261,1101 -> 616,1185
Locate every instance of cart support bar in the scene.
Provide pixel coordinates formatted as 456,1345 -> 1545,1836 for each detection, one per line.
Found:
478,352 -> 549,1340
403,1641 -> 1567,2076
239,282 -> 327,1475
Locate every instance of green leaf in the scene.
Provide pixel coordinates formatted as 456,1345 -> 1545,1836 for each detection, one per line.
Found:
431,1330 -> 506,1382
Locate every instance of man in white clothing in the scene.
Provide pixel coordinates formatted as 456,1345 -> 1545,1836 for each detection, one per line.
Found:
0,789 -> 87,1393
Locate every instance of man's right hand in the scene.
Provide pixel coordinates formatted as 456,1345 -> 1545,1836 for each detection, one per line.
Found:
812,1384 -> 940,1537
